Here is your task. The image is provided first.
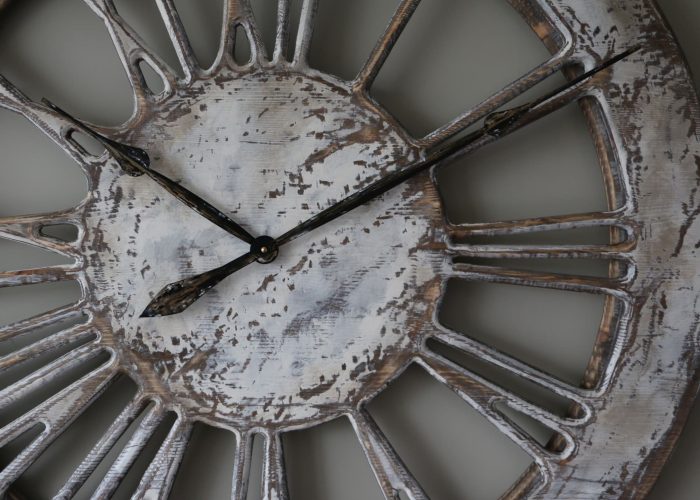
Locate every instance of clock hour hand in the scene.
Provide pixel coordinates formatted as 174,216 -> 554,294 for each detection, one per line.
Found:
275,44 -> 641,246
142,45 -> 640,317
42,99 -> 256,245
141,252 -> 258,317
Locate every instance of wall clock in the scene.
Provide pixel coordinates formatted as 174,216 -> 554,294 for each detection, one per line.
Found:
0,0 -> 699,499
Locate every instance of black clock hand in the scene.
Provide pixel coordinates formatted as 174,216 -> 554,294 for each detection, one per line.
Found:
142,45 -> 640,317
141,252 -> 258,317
42,99 -> 256,245
276,44 -> 641,246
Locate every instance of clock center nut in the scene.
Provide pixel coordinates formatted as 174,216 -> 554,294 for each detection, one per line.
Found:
251,235 -> 279,264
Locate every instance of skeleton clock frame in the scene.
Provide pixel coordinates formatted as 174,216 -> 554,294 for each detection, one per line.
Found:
0,0 -> 699,498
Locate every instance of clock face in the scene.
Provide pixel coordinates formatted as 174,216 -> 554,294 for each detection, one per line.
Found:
0,0 -> 699,499
90,69 -> 442,427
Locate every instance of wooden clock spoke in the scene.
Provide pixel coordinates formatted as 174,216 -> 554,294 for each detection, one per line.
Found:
448,242 -> 631,260
0,342 -> 104,413
272,0 -> 292,63
132,417 -> 193,500
0,265 -> 83,289
292,0 -> 320,68
231,431 -> 252,500
422,53 -> 571,148
261,430 -> 290,500
0,363 -> 117,494
353,0 -> 422,93
427,326 -> 588,405
0,213 -> 82,258
446,211 -> 631,239
217,0 -> 267,70
349,409 -> 428,500
0,323 -> 97,374
416,353 -> 576,461
154,0 -> 199,82
449,264 -> 630,299
91,403 -> 168,498
55,394 -> 147,499
0,302 -> 85,344
0,74 -> 31,114
81,0 -> 178,101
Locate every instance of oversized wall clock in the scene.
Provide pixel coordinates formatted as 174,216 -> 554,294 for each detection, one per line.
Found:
0,0 -> 699,498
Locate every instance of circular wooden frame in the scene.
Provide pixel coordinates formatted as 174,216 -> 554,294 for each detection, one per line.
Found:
0,0 -> 698,498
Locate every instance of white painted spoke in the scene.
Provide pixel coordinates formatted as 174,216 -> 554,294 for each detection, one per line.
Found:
0,323 -> 96,373
131,417 -> 193,500
0,75 -> 94,164
91,403 -> 167,499
0,342 -> 104,412
0,302 -> 84,343
0,264 -> 82,289
354,0 -> 422,92
0,212 -> 81,258
349,409 -> 427,500
423,52 -> 570,147
450,263 -> 629,299
273,0 -> 291,63
154,0 -> 199,81
447,211 -> 629,238
292,0 -> 319,67
262,430 -> 289,500
0,363 -> 117,494
417,353 -> 574,461
231,431 -> 252,500
428,325 -> 587,405
55,395 -> 146,499
82,0 -> 176,98
449,243 -> 631,260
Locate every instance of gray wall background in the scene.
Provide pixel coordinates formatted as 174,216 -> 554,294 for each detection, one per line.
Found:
0,0 -> 697,498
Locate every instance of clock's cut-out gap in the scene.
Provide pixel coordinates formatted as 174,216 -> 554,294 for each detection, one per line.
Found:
0,111 -> 87,216
69,129 -> 107,158
113,0 -> 184,79
39,223 -> 80,244
246,433 -> 265,500
454,225 -> 615,246
233,24 -> 253,67
0,423 -> 44,472
0,237 -> 75,270
284,416 -> 382,500
248,0 -> 279,61
451,257 -> 623,279
493,401 -> 560,450
0,348 -> 108,435
368,364 -> 535,500
172,0 -> 223,69
0,0 -> 133,126
137,60 -> 167,96
426,338 -> 574,418
438,279 -> 607,386
169,422 -> 236,500
306,0 -> 400,80
10,374 -> 139,499
397,490 -> 410,500
0,281 -> 82,328
437,99 -> 609,224
281,0 -> 304,63
369,0 -> 551,137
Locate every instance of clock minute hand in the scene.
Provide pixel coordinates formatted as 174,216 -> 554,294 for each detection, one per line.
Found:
141,45 -> 641,318
41,99 -> 256,246
276,44 -> 641,247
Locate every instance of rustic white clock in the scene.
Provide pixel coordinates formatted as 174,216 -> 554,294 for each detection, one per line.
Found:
0,0 -> 699,498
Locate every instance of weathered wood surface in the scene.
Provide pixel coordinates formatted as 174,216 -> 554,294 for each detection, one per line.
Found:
0,0 -> 698,498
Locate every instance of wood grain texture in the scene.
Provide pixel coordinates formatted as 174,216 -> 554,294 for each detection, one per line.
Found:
0,0 -> 698,498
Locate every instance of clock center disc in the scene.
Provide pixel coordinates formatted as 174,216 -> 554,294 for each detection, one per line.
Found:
84,69 -> 445,428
